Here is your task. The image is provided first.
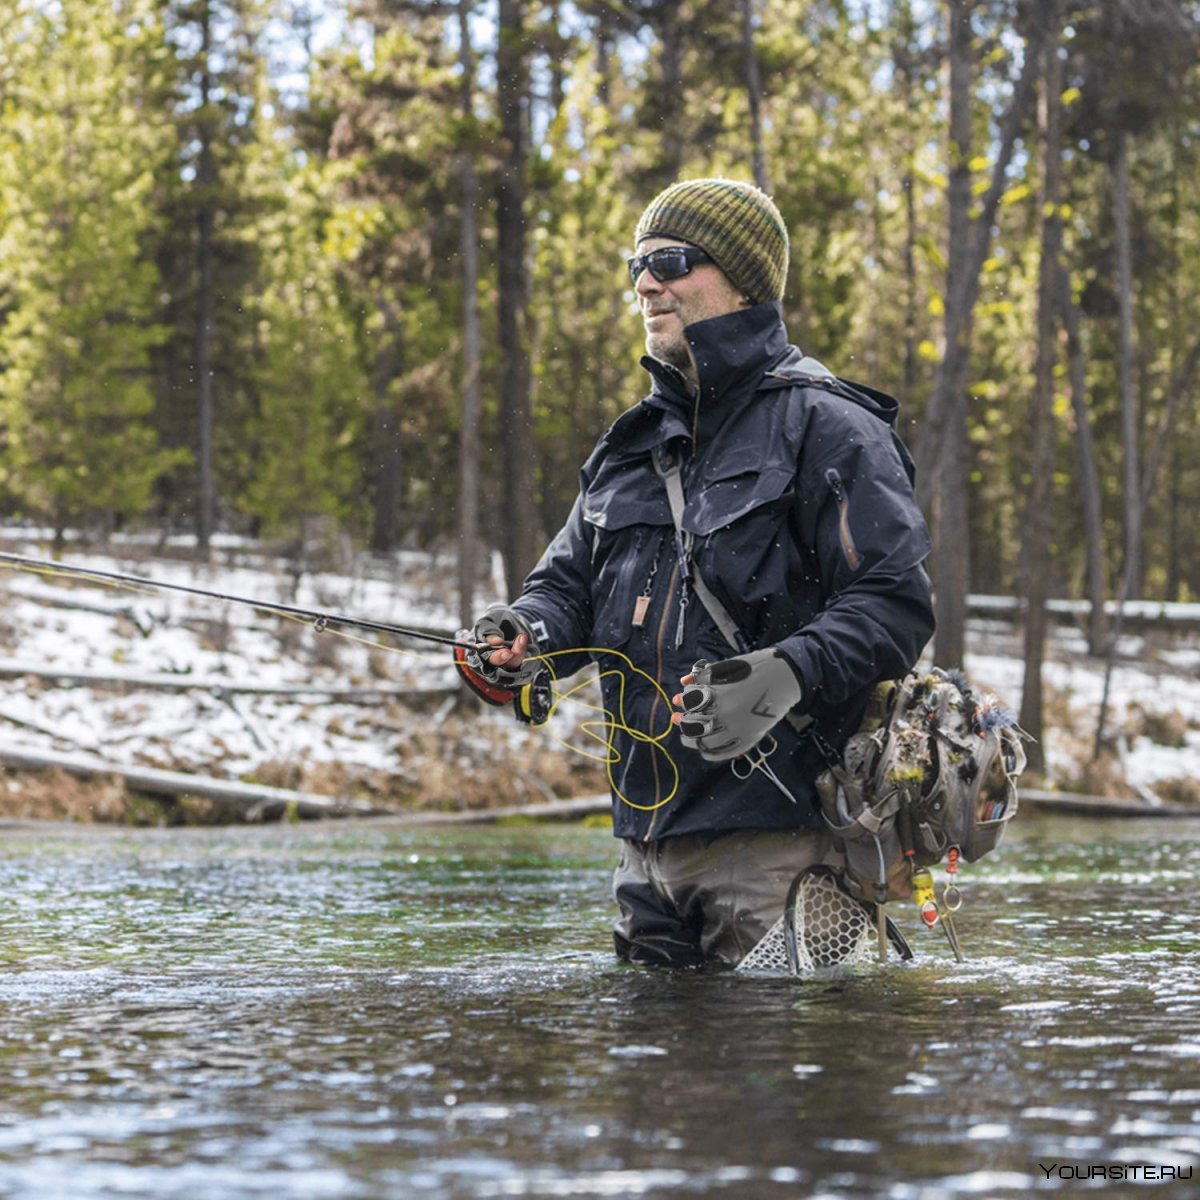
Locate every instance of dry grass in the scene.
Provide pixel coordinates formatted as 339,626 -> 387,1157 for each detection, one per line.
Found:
1042,682 -> 1082,739
0,769 -> 130,822
1151,778 -> 1200,808
1059,748 -> 1137,799
1123,703 -> 1192,749
366,648 -> 395,681
186,615 -> 235,654
0,770 -> 246,824
0,698 -> 608,825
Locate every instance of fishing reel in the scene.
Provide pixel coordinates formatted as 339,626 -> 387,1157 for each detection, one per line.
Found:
513,668 -> 553,727
453,642 -> 553,727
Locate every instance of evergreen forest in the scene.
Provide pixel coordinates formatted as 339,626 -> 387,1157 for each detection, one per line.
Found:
1,0 -> 1198,755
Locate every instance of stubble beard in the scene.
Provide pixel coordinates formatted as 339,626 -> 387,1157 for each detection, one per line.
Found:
645,327 -> 692,375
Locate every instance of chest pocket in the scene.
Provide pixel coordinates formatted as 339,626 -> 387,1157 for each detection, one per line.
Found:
581,461 -> 672,648
688,461 -> 809,646
685,463 -> 794,537
582,461 -> 670,533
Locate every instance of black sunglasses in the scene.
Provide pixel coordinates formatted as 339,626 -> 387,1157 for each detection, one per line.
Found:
627,245 -> 712,286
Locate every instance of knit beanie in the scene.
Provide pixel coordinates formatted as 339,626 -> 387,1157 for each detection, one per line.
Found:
634,178 -> 790,304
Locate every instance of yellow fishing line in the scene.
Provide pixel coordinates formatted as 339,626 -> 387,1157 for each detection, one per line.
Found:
0,558 -> 687,811
5,560 -> 163,602
525,648 -> 681,812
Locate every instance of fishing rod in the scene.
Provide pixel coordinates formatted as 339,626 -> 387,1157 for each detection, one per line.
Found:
0,550 -> 476,650
0,549 -> 684,807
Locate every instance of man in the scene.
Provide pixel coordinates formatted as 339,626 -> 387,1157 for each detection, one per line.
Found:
459,178 -> 934,968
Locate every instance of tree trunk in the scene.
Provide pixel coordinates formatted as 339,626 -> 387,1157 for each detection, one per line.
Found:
457,0 -> 483,627
1166,443 -> 1183,601
1093,338 -> 1200,757
916,0 -> 1040,666
657,4 -> 684,184
497,0 -> 538,593
195,0 -> 216,554
921,0 -> 973,668
933,403 -> 970,668
1020,4 -> 1063,774
368,408 -> 402,554
1056,264 -> 1108,654
595,5 -> 613,107
893,0 -> 920,400
369,303 -> 403,554
1113,129 -> 1141,599
740,0 -> 770,192
1140,339 -> 1200,513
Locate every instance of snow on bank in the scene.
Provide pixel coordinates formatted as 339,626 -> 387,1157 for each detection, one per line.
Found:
967,632 -> 1200,794
0,538 -> 603,812
0,534 -> 1196,811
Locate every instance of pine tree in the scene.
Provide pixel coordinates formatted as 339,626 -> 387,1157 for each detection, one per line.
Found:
0,0 -> 185,537
156,0 -> 266,543
238,82 -> 369,551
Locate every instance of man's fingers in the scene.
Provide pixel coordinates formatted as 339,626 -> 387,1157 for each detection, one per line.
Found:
485,630 -> 529,668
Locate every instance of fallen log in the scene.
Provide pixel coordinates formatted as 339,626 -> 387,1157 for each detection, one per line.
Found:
969,594 -> 1200,631
0,656 -> 456,702
0,706 -> 97,753
372,794 -> 611,826
1020,788 -> 1199,817
0,742 -> 385,818
388,790 -> 1200,826
5,578 -> 161,634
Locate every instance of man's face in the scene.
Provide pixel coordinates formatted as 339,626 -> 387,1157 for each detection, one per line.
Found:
634,237 -> 747,373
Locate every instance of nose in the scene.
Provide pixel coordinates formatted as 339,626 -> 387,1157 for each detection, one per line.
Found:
634,266 -> 663,299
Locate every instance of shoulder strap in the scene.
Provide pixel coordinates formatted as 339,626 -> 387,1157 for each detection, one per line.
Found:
652,446 -> 747,656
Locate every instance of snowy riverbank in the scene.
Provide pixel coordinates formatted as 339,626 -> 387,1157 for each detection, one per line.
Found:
0,533 -> 1196,821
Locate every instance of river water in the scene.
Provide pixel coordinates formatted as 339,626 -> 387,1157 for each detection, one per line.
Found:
0,814 -> 1197,1199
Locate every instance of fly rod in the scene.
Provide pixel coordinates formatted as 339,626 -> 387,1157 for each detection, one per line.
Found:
0,551 -> 477,649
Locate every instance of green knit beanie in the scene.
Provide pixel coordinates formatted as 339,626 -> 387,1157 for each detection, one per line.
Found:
634,178 -> 790,304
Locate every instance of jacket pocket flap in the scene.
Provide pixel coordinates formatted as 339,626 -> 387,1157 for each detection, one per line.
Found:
582,465 -> 670,531
687,465 -> 793,536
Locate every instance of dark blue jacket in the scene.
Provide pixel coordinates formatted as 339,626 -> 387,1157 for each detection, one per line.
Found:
514,302 -> 934,841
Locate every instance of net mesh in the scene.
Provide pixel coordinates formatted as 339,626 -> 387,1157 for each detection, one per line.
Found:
737,869 -> 879,974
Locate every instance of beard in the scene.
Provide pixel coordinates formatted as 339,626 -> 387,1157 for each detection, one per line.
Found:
645,327 -> 692,373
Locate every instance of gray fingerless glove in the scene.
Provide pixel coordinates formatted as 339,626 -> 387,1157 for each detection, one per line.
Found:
677,648 -> 803,762
466,604 -> 543,687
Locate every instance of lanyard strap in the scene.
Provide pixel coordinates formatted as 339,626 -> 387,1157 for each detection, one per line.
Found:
652,446 -> 748,656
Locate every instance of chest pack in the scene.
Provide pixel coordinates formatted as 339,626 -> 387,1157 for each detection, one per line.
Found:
815,667 -> 1026,905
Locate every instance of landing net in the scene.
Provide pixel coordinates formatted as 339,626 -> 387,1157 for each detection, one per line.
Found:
738,868 -> 877,975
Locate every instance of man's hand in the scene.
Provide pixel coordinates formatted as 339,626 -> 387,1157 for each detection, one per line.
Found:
671,648 -> 803,762
464,605 -> 543,688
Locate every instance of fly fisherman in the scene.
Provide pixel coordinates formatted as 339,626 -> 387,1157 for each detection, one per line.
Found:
457,178 -> 935,968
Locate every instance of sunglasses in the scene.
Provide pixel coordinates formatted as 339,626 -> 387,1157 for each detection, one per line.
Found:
627,245 -> 712,286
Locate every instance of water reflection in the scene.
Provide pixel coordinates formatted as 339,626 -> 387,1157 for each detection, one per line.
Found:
0,817 -> 1197,1198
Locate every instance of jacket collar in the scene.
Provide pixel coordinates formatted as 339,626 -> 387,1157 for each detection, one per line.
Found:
642,301 -> 788,402
640,302 -> 790,444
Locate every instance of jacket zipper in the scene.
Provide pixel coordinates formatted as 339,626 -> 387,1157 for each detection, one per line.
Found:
643,560 -> 680,842
825,468 -> 862,570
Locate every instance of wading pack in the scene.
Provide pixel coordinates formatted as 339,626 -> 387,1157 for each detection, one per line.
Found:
816,667 -> 1026,907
